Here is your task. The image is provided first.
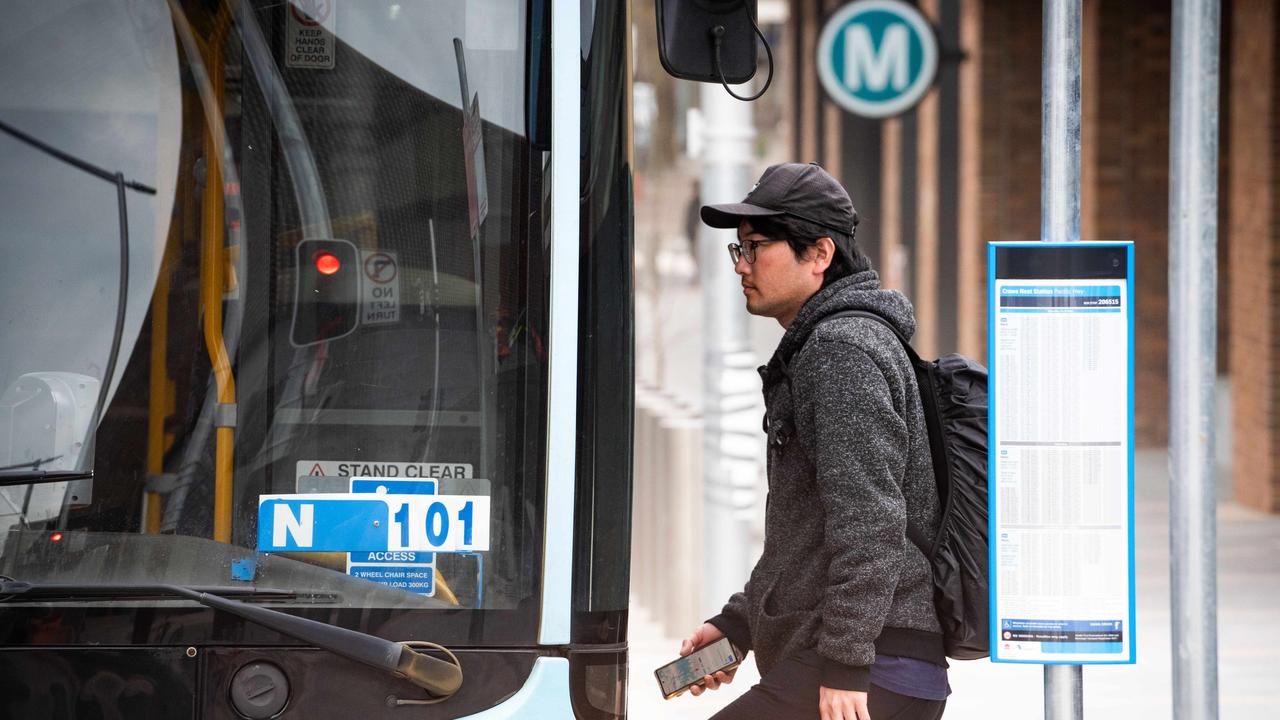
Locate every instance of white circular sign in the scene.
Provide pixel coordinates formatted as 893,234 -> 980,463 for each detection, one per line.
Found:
816,0 -> 939,119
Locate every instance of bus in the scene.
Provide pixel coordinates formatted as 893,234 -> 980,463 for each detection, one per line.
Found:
0,1 -> 635,717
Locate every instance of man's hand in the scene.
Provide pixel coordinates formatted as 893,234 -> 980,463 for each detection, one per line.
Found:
819,686 -> 870,720
678,623 -> 737,697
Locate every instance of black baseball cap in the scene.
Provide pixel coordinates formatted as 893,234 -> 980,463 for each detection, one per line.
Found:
700,163 -> 860,239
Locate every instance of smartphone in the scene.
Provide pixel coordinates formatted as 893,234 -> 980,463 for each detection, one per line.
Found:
654,637 -> 743,700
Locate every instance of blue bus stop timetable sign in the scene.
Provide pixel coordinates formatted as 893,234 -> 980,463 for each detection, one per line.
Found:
988,242 -> 1136,665
816,0 -> 939,119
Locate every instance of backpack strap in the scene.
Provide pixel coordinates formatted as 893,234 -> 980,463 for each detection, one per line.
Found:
819,310 -> 922,363
778,309 -> 920,372
785,309 -> 937,559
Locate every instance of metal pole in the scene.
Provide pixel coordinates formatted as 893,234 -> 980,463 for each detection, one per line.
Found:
1041,0 -> 1084,716
1168,0 -> 1221,718
1042,0 -> 1081,246
698,82 -> 762,617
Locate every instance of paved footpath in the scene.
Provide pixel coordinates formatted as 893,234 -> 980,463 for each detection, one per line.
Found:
628,448 -> 1280,719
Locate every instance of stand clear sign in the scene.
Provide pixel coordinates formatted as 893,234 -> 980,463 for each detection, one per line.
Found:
987,242 -> 1136,664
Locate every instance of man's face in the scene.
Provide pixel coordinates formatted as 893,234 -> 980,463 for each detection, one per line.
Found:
733,221 -> 828,327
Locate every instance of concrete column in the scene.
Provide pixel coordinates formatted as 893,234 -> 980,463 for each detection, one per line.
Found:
956,0 -> 984,360
800,0 -> 819,161
880,118 -> 903,290
822,0 -> 843,178
1080,0 -> 1099,242
915,0 -> 940,359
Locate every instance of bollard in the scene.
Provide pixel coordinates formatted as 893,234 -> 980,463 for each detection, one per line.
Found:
631,386 -> 708,637
632,388 -> 657,611
660,411 -> 704,637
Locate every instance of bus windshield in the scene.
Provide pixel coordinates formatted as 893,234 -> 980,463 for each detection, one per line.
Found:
0,0 -> 546,633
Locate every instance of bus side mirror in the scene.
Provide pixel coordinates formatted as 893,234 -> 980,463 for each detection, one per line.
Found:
291,238 -> 360,347
655,0 -> 758,85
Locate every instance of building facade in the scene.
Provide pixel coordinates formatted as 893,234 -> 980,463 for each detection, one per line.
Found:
783,0 -> 1280,512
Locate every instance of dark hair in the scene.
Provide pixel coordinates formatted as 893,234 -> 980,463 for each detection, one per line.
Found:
746,214 -> 872,287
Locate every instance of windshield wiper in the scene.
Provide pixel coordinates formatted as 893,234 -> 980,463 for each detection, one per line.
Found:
0,580 -> 300,602
0,579 -> 463,699
0,469 -> 93,488
0,457 -> 90,488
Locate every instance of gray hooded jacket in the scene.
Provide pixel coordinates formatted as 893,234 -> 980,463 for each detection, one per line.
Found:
708,270 -> 944,692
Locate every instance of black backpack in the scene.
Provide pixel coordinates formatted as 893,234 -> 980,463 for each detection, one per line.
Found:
817,310 -> 991,661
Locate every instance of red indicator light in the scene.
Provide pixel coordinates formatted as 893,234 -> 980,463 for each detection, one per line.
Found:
49,532 -> 63,543
315,252 -> 341,275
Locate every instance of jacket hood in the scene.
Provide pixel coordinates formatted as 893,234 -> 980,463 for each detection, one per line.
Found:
765,270 -> 916,376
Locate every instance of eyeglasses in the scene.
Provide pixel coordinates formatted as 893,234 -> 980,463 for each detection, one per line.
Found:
727,238 -> 777,264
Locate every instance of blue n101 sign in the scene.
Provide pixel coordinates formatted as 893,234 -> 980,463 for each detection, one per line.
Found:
817,0 -> 939,118
257,494 -> 490,553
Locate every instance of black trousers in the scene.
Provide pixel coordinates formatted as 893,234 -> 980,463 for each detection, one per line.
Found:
707,652 -> 946,720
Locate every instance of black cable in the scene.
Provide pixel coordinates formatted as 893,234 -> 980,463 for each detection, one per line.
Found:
0,118 -> 155,195
711,11 -> 774,102
0,119 -> 146,473
78,173 -> 130,473
0,456 -> 62,472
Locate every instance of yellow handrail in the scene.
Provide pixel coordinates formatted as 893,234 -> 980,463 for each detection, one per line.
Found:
145,232 -> 178,534
199,6 -> 236,544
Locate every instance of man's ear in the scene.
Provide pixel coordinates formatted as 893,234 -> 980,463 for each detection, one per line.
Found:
811,237 -> 836,275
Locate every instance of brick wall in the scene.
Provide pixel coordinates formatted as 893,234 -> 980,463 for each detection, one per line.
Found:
1093,3 -> 1171,447
1228,0 -> 1279,512
978,1 -> 1041,255
979,1 -> 1173,447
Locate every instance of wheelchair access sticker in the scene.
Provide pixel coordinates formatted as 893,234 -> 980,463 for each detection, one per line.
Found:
257,493 -> 490,553
346,477 -> 439,596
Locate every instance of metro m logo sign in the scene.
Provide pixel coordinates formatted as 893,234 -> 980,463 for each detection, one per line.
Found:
817,0 -> 938,118
844,23 -> 910,93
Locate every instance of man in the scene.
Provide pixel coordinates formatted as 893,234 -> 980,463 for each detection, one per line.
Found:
679,163 -> 948,720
